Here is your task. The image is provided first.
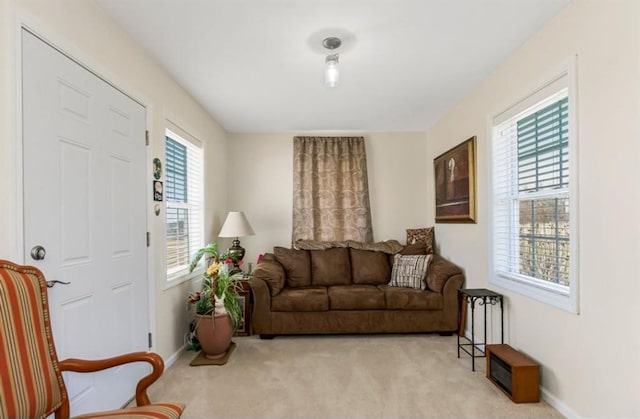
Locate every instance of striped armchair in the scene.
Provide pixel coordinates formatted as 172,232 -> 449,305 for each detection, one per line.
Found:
0,260 -> 185,419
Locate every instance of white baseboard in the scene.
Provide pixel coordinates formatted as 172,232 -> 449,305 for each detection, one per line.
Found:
540,386 -> 581,419
164,345 -> 185,370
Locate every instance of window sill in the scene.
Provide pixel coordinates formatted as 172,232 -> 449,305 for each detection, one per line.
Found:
162,268 -> 202,291
490,272 -> 578,314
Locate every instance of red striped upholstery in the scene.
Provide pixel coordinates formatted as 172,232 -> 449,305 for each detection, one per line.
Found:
0,260 -> 184,419
0,260 -> 65,419
74,402 -> 185,419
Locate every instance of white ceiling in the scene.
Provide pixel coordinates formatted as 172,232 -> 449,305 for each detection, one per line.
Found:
96,0 -> 570,133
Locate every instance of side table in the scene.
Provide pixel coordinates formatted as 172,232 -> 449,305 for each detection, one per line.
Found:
234,274 -> 253,336
457,288 -> 504,371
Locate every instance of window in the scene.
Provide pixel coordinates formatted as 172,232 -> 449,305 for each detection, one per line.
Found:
165,124 -> 203,282
491,68 -> 578,313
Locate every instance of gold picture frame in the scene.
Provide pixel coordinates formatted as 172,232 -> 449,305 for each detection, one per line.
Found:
434,136 -> 477,223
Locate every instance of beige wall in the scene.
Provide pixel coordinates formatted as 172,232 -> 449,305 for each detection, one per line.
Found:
0,0 -> 229,360
426,0 -> 640,417
226,132 -> 429,265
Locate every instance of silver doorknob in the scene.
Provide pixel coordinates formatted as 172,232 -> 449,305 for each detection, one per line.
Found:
30,245 -> 46,260
46,279 -> 71,288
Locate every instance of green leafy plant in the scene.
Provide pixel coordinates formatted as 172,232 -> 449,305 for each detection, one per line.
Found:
186,242 -> 243,351
188,242 -> 220,274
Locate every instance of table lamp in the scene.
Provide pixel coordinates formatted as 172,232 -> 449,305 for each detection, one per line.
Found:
218,211 -> 255,266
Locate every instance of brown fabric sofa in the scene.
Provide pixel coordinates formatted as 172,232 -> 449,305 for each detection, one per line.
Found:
250,241 -> 464,338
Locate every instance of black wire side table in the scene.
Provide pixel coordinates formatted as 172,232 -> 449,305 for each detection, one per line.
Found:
457,288 -> 504,371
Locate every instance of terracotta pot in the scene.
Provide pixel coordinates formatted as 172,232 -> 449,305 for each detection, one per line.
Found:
195,313 -> 233,359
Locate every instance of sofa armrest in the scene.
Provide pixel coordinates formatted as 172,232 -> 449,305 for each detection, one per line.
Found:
442,273 -> 464,303
428,255 -> 465,332
426,254 -> 464,294
250,270 -> 273,334
252,253 -> 286,295
438,272 -> 465,332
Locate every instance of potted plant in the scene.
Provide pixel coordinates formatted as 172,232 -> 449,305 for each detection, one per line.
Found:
186,242 -> 243,359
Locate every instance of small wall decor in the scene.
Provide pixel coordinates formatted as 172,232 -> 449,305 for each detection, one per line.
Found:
153,180 -> 163,202
434,136 -> 477,223
153,157 -> 162,180
154,204 -> 161,216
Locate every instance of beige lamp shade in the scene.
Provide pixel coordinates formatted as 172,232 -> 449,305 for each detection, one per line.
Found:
219,211 -> 255,238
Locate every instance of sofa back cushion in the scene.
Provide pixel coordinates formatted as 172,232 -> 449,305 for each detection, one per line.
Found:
310,247 -> 351,286
350,249 -> 391,285
400,242 -> 428,255
274,247 -> 311,288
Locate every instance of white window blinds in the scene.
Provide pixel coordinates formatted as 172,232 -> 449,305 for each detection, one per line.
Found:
165,125 -> 203,280
492,72 -> 575,305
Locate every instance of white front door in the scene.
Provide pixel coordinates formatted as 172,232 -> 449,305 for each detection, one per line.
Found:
21,29 -> 150,415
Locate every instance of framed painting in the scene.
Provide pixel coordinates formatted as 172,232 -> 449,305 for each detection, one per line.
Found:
434,136 -> 477,223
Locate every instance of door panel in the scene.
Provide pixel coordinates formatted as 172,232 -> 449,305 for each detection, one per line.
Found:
60,140 -> 92,262
22,29 -> 149,415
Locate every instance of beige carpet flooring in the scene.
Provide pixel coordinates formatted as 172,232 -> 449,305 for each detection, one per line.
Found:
146,334 -> 564,419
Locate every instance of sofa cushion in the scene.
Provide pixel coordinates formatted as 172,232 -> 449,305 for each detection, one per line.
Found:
274,247 -> 311,288
400,242 -> 428,255
328,285 -> 386,310
379,285 -> 443,310
426,254 -> 462,293
406,227 -> 435,254
252,254 -> 286,296
310,247 -> 351,286
350,249 -> 391,285
271,287 -> 329,312
389,254 -> 433,290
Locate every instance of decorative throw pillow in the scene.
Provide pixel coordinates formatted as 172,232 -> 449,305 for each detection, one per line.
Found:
389,254 -> 433,290
406,227 -> 435,254
349,240 -> 404,254
294,240 -> 351,250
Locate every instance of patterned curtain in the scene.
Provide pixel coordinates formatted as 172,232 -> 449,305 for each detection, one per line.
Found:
292,136 -> 374,243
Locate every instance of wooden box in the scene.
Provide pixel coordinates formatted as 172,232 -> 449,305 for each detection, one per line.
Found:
486,344 -> 540,403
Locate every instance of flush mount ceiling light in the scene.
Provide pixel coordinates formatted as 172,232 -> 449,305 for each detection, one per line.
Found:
323,36 -> 342,87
